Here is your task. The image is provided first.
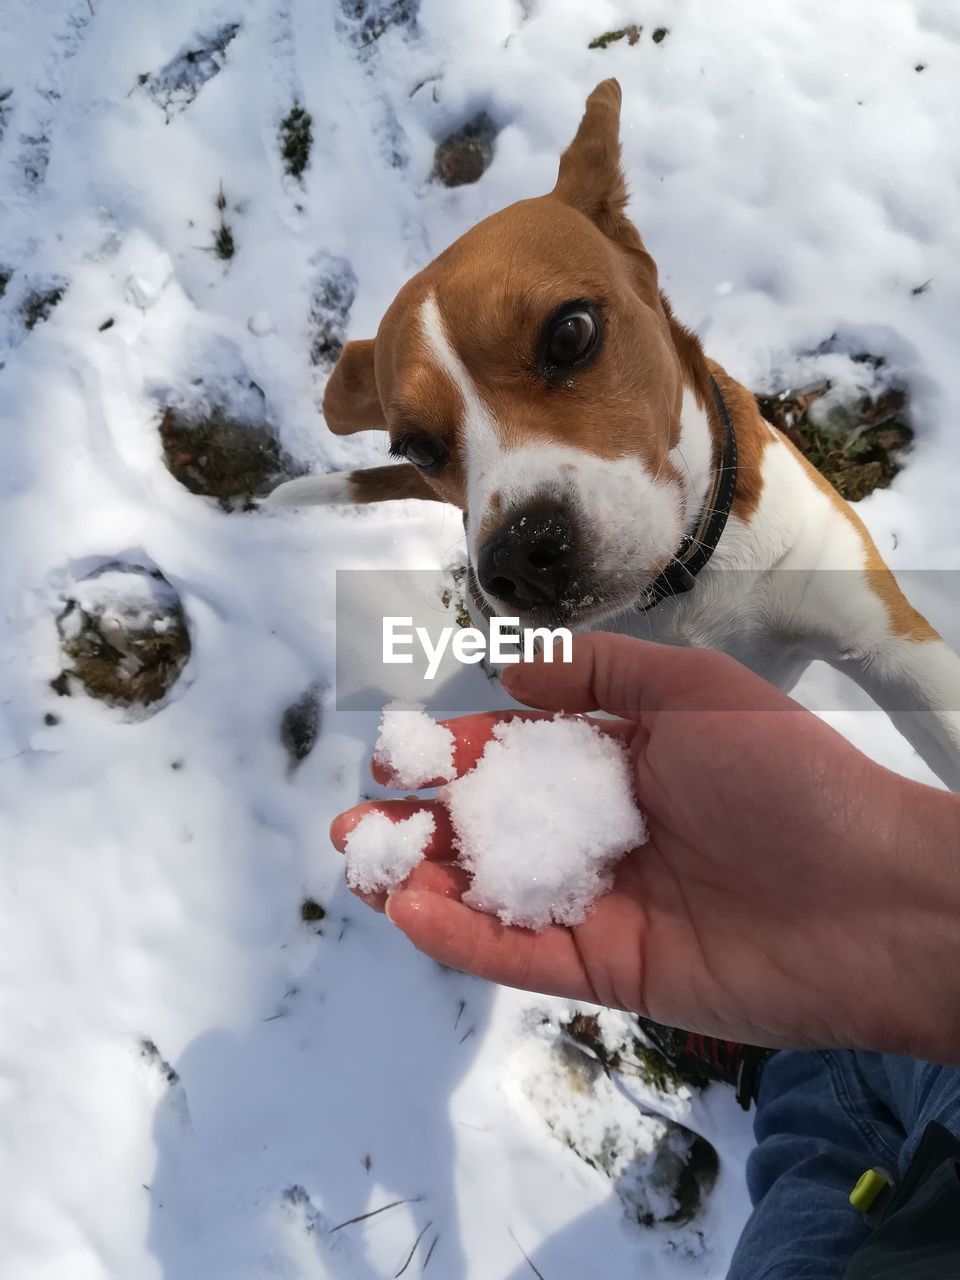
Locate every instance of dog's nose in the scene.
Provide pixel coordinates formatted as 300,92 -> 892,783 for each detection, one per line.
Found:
476,508 -> 573,610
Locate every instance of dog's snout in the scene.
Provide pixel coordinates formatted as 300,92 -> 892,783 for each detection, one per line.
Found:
477,508 -> 573,611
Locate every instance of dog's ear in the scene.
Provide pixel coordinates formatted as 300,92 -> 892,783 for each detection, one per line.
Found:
322,339 -> 387,435
553,79 -> 628,232
552,80 -> 658,297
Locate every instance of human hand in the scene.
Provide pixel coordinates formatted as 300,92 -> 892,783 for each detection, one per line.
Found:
331,634 -> 960,1060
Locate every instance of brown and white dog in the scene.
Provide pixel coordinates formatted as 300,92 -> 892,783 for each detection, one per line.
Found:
269,79 -> 960,792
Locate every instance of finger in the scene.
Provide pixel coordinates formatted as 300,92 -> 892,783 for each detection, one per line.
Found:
384,888 -> 595,1003
349,860 -> 470,915
371,710 -> 634,788
370,711 -> 545,787
501,631 -> 791,719
330,799 -> 457,862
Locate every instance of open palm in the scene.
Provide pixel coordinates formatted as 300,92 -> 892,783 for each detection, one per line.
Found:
331,634 -> 953,1056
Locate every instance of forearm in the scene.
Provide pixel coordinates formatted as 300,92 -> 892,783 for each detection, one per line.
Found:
882,775 -> 960,1065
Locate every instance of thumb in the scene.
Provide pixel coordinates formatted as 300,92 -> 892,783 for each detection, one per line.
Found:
501,631 -> 787,720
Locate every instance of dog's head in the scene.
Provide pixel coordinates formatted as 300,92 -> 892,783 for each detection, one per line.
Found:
325,79 -> 718,629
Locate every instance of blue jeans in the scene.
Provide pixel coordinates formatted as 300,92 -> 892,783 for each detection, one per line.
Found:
727,1050 -> 960,1280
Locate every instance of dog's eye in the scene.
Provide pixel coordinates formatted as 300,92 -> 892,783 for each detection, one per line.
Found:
543,307 -> 600,370
390,432 -> 447,474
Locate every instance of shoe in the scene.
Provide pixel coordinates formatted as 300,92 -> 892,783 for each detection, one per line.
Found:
635,1018 -> 775,1110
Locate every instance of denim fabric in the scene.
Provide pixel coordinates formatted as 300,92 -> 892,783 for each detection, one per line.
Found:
726,1050 -> 960,1280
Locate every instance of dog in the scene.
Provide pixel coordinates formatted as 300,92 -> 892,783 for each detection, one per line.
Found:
268,79 -> 960,792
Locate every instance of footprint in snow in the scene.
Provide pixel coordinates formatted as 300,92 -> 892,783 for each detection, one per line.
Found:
143,22 -> 242,121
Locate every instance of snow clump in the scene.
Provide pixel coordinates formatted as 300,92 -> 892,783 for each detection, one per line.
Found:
372,700 -> 456,788
353,706 -> 647,929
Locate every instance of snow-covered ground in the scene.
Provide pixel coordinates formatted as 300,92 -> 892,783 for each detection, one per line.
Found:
1,2 -> 958,1277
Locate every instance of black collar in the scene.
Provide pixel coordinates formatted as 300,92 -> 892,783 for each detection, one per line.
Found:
636,375 -> 738,612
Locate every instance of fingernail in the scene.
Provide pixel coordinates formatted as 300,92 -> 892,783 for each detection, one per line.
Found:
385,894 -> 399,924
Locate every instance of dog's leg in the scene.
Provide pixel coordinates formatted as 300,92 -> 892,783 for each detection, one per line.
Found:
828,632 -> 960,793
265,464 -> 444,507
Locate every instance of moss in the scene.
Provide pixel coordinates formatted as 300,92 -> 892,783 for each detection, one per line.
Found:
159,403 -> 303,510
590,28 -> 627,49
652,26 -> 669,43
589,24 -> 641,49
213,221 -> 235,260
755,372 -> 912,501
210,182 -> 236,260
280,104 -> 313,179
432,113 -> 498,187
22,284 -> 65,331
628,1035 -> 702,1094
300,897 -> 327,924
55,568 -> 191,710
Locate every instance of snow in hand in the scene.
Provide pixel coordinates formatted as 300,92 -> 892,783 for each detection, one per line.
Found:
344,808 -> 435,893
446,716 -> 648,929
355,705 -> 647,929
371,699 -> 456,788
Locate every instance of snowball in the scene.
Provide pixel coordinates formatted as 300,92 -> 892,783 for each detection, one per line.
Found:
344,809 -> 435,893
442,717 -> 646,930
373,700 -> 456,789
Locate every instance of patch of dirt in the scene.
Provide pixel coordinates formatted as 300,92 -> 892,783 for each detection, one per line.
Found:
22,283 -> 66,330
280,103 -> 313,179
563,1012 -> 701,1095
54,563 -> 191,713
0,266 -> 10,300
589,24 -> 641,49
432,113 -> 498,187
652,26 -> 669,43
525,1024 -> 719,1230
159,396 -> 303,511
755,347 -> 913,501
146,23 -> 242,119
280,683 -> 323,770
310,256 -> 357,371
300,898 -> 327,932
337,0 -> 419,49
